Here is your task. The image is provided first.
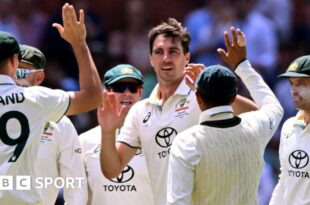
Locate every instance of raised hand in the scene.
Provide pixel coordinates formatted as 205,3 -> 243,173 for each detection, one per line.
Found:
184,63 -> 205,91
97,91 -> 130,134
217,27 -> 247,69
52,3 -> 86,45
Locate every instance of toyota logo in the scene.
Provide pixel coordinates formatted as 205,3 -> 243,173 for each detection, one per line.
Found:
289,150 -> 309,169
109,165 -> 134,183
155,127 -> 177,148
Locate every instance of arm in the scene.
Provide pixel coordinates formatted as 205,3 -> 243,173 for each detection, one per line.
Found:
53,3 -> 102,115
98,91 -> 137,178
218,27 -> 283,135
167,135 -> 197,205
184,64 -> 257,115
231,95 -> 257,115
269,130 -> 285,205
58,117 -> 88,205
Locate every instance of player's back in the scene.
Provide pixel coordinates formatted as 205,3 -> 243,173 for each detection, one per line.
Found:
0,75 -> 69,204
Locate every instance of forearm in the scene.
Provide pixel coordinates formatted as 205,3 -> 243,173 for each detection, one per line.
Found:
235,60 -> 283,115
73,41 -> 102,108
100,128 -> 123,179
232,94 -> 257,115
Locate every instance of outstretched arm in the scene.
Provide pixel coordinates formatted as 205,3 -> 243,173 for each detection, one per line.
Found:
98,91 -> 137,178
217,27 -> 257,114
219,26 -> 283,134
53,3 -> 103,115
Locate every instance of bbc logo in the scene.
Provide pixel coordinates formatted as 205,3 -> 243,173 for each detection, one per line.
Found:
0,176 -> 30,190
0,176 -> 84,190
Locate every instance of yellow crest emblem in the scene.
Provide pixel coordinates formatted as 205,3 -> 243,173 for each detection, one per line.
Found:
120,67 -> 134,74
287,62 -> 298,72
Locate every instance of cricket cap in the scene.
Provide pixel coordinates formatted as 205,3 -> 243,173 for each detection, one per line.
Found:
196,65 -> 237,100
104,64 -> 143,86
278,55 -> 310,78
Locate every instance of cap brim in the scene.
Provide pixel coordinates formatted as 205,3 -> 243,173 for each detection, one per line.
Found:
278,72 -> 310,78
105,74 -> 143,85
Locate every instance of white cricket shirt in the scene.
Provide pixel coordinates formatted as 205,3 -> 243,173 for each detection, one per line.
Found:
117,79 -> 201,205
270,111 -> 310,205
80,126 -> 154,205
167,60 -> 283,205
36,116 -> 87,205
0,75 -> 69,204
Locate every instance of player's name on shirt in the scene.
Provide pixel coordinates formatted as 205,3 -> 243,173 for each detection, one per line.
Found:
0,92 -> 25,105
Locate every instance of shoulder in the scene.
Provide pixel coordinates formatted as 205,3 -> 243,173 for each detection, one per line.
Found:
25,86 -> 69,101
79,126 -> 101,143
173,125 -> 200,148
57,116 -> 73,126
127,98 -> 150,115
282,116 -> 295,127
281,117 -> 296,136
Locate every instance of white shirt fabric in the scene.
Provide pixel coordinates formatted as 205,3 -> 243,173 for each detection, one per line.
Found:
36,116 -> 87,205
0,75 -> 70,204
269,111 -> 310,205
80,126 -> 154,205
117,79 -> 201,205
167,60 -> 283,205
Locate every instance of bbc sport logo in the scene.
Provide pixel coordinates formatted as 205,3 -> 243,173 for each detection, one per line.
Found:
0,175 -> 85,190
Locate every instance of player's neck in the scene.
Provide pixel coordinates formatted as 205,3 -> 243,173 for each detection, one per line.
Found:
158,81 -> 180,104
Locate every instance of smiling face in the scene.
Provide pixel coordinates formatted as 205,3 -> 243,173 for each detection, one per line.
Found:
149,34 -> 190,86
289,77 -> 310,111
106,78 -> 142,110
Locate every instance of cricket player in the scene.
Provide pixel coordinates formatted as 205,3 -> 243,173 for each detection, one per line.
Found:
0,3 -> 102,204
15,44 -> 87,205
166,27 -> 283,205
98,18 -> 257,205
80,64 -> 154,205
270,55 -> 310,205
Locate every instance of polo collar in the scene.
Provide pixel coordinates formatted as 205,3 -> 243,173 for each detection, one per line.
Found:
148,78 -> 191,106
199,105 -> 234,123
294,111 -> 306,129
0,75 -> 16,85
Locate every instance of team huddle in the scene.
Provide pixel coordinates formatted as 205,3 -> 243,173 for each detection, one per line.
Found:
0,2 -> 309,205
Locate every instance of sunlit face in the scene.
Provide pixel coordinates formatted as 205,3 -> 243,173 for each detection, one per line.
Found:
106,78 -> 142,110
15,62 -> 42,87
149,34 -> 190,86
289,78 -> 310,110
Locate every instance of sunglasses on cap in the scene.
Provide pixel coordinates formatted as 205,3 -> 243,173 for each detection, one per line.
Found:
108,82 -> 142,93
15,68 -> 43,79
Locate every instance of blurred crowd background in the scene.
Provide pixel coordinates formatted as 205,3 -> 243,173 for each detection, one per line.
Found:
1,0 -> 309,204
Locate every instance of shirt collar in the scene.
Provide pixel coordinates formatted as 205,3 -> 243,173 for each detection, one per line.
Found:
0,75 -> 17,85
148,78 -> 191,106
293,111 -> 306,129
199,105 -> 234,123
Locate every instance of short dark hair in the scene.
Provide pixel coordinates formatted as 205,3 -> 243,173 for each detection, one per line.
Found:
196,91 -> 235,107
148,18 -> 191,54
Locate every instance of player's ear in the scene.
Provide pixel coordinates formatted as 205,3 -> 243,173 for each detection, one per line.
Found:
184,52 -> 190,65
35,71 -> 45,85
149,55 -> 154,67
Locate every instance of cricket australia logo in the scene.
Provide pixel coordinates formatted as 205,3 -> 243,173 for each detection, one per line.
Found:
289,150 -> 309,169
175,98 -> 189,112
